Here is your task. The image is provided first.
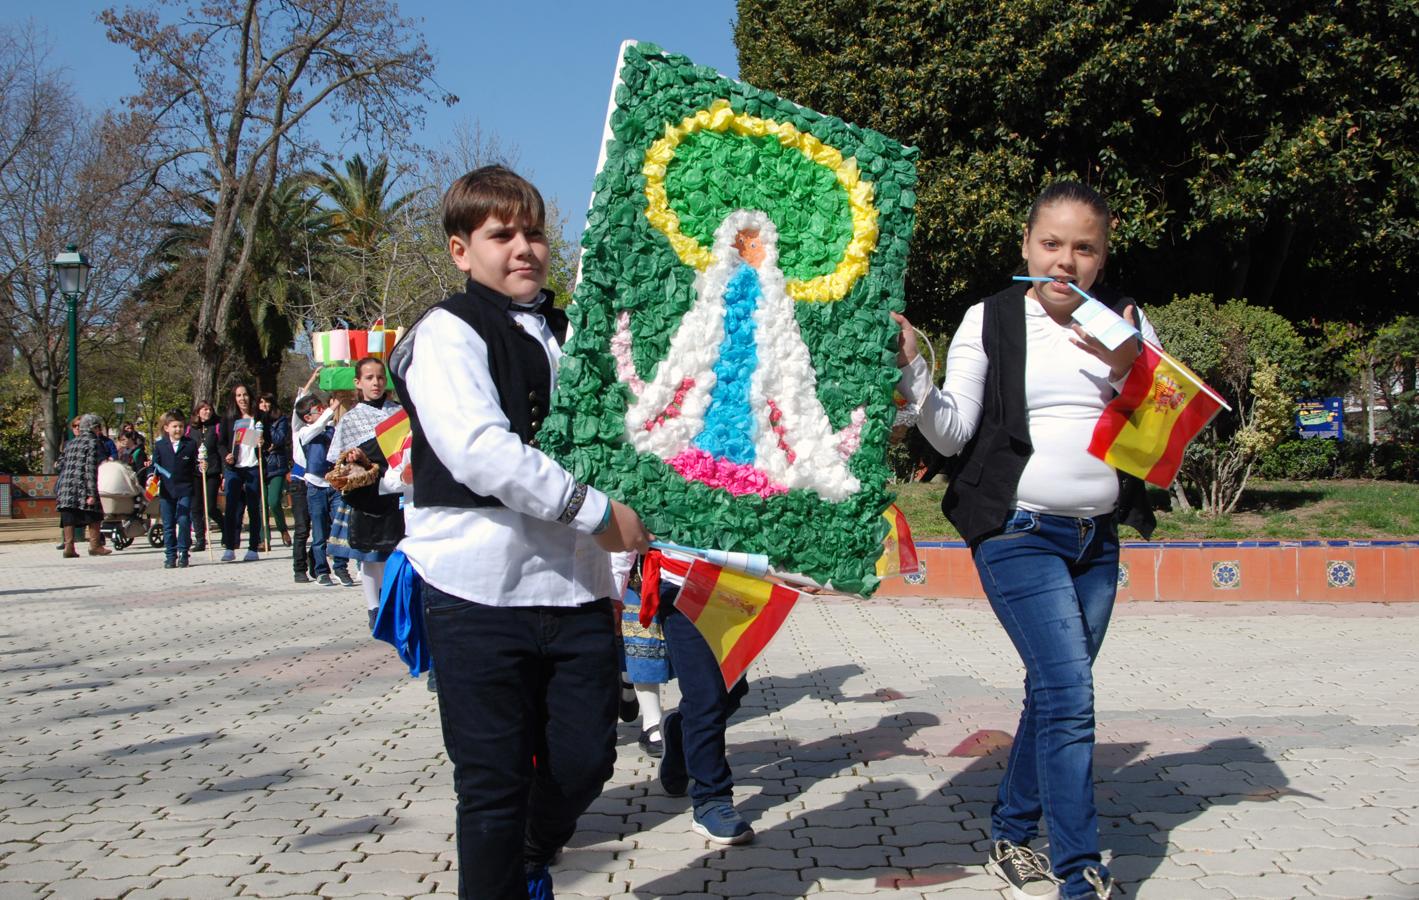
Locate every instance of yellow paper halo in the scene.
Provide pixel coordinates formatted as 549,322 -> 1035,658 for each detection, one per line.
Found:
642,99 -> 879,303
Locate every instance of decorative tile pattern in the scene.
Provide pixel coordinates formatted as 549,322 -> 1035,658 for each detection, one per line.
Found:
1117,561 -> 1131,589
1326,560 -> 1356,588
1211,560 -> 1242,590
903,560 -> 927,586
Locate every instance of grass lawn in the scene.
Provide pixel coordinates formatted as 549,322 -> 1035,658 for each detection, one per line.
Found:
891,479 -> 1419,542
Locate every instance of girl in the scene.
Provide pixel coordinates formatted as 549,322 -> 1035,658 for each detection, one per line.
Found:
257,392 -> 293,547
218,383 -> 269,561
328,357 -> 405,629
187,401 -> 222,552
895,181 -> 1157,900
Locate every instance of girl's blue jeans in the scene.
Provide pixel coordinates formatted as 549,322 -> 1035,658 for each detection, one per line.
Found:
972,509 -> 1118,899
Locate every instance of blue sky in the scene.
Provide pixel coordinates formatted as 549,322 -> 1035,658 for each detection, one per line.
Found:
17,1 -> 741,238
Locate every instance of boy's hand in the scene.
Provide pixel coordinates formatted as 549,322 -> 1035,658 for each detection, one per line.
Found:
594,500 -> 652,554
303,367 -> 322,390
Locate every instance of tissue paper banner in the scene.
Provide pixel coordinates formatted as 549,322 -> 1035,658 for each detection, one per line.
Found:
537,41 -> 919,595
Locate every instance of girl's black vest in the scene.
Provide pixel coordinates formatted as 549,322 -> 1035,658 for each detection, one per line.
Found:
942,282 -> 1156,546
390,280 -> 568,510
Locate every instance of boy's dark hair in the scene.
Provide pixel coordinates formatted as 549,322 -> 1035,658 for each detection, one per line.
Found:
295,394 -> 324,420
442,165 -> 545,237
1026,180 -> 1112,237
159,408 -> 186,428
354,356 -> 385,378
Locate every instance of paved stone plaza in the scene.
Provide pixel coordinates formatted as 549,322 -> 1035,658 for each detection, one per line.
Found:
1,540 -> 1416,899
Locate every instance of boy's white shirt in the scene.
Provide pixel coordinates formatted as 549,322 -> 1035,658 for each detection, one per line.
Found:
294,399 -> 335,489
394,305 -> 617,608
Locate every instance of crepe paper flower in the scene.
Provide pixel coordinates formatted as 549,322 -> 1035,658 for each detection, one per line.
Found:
540,41 -> 918,595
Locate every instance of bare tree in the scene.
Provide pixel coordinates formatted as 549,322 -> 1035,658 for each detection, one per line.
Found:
0,27 -> 160,470
102,0 -> 448,403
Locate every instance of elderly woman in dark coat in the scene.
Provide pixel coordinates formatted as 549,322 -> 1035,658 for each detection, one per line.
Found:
56,412 -> 111,557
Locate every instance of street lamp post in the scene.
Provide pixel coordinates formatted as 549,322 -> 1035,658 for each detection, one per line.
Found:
52,244 -> 92,423
113,396 -> 126,431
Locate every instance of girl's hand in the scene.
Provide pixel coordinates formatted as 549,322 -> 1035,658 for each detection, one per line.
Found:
1070,304 -> 1140,381
891,312 -> 920,366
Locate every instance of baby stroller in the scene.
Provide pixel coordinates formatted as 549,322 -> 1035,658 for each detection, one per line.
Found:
97,460 -> 156,550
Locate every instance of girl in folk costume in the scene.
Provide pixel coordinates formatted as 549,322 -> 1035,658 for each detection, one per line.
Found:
895,181 -> 1159,900
327,357 -> 405,630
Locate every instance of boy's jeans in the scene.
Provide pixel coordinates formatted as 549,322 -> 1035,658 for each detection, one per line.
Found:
422,586 -> 618,899
659,582 -> 749,806
972,509 -> 1118,899
306,483 -> 346,576
159,495 -> 192,561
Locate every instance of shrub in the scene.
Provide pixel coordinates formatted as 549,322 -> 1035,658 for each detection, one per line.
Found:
1257,439 -> 1339,480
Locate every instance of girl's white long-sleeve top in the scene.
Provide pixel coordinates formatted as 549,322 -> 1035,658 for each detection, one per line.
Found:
898,293 -> 1159,518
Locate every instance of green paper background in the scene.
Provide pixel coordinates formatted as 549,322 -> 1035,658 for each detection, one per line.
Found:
541,42 -> 919,595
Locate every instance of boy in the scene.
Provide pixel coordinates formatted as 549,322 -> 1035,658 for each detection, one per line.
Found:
294,391 -> 353,587
288,369 -> 321,582
152,409 -> 201,568
388,165 -> 650,900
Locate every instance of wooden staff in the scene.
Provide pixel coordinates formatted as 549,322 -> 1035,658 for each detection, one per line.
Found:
255,422 -> 270,552
197,443 -> 214,562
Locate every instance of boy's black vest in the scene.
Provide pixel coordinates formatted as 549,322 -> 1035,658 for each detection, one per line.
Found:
943,282 -> 1156,546
391,280 -> 568,510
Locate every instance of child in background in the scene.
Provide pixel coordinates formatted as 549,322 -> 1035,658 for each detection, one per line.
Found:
294,392 -> 352,587
152,409 -> 202,568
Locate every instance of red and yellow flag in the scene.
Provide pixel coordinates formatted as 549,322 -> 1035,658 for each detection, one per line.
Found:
674,559 -> 802,689
375,409 -> 412,468
876,503 -> 920,578
1088,340 -> 1227,488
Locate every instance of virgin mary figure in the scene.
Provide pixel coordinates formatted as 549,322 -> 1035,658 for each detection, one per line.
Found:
615,208 -> 866,502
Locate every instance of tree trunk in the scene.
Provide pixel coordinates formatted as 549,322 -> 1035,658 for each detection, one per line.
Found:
41,387 -> 61,474
1365,363 -> 1377,442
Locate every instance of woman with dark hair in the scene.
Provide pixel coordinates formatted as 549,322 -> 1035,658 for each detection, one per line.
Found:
257,391 -> 293,547
187,401 -> 222,552
217,383 -> 269,561
895,181 -> 1159,900
55,413 -> 110,557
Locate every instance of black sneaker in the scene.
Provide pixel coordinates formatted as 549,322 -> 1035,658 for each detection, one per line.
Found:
658,711 -> 687,797
316,574 -> 335,587
178,555 -> 189,568
293,571 -> 311,584
163,559 -> 176,569
985,840 -> 1060,900
335,569 -> 355,587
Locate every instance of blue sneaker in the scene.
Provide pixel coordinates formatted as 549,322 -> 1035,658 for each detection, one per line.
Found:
525,863 -> 554,900
658,711 -> 687,797
691,800 -> 753,845
220,549 -> 235,562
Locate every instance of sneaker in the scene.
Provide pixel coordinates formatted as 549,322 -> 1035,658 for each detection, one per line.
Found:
691,800 -> 753,845
1081,867 -> 1117,899
335,569 -> 355,587
221,549 -> 235,562
639,724 -> 664,758
619,676 -> 640,723
525,863 -> 553,900
658,711 -> 688,797
163,559 -> 176,569
986,840 -> 1060,900
316,574 -> 335,587
293,571 -> 311,584
192,541 -> 206,552
243,549 -> 259,562
178,555 -> 189,568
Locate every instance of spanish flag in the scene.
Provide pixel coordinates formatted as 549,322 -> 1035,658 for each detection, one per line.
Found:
674,559 -> 802,689
876,504 -> 920,578
1088,340 -> 1228,488
375,409 -> 412,468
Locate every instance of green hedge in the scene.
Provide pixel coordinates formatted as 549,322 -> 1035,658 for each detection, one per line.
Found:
1257,439 -> 1419,481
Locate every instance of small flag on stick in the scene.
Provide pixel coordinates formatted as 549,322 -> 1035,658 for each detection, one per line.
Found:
876,504 -> 920,578
375,409 -> 412,468
674,559 -> 802,689
1088,340 -> 1228,487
